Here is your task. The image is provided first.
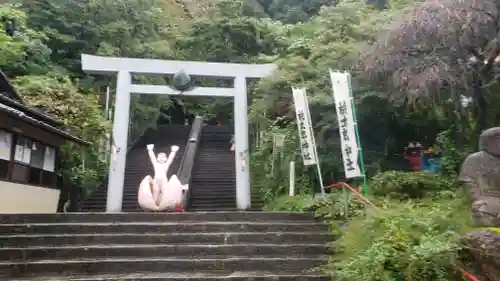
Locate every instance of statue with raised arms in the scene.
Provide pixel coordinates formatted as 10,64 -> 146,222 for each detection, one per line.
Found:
138,144 -> 184,211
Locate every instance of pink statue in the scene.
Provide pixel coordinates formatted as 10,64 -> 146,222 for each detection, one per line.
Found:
138,144 -> 184,212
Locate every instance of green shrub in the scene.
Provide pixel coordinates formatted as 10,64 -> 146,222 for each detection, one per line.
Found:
371,171 -> 458,199
265,191 -> 367,222
313,191 -> 367,221
264,195 -> 315,212
329,194 -> 470,281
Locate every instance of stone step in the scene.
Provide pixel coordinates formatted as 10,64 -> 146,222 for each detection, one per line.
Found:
188,206 -> 238,212
188,195 -> 236,200
191,184 -> 234,188
188,200 -> 236,204
191,189 -> 238,196
0,232 -> 334,247
0,222 -> 328,235
83,193 -> 242,201
2,257 -> 327,277
192,171 -> 235,174
1,244 -> 329,260
0,212 -> 317,224
188,195 -> 237,200
191,177 -> 235,181
189,203 -> 237,209
188,198 -> 236,203
11,272 -> 329,281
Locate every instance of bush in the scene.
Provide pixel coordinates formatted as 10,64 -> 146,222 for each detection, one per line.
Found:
313,192 -> 367,222
329,194 -> 470,281
371,171 -> 458,199
265,191 -> 367,222
264,195 -> 315,212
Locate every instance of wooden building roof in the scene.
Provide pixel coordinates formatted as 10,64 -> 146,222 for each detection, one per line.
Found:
0,69 -> 87,145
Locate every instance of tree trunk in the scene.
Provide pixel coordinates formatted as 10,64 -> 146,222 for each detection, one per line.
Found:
452,89 -> 464,150
472,71 -> 488,149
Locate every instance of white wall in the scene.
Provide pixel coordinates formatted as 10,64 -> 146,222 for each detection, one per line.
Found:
0,181 -> 60,213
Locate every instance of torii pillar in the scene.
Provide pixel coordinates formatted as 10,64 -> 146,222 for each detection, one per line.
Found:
81,54 -> 276,212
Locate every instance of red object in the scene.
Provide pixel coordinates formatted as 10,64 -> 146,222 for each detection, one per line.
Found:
176,205 -> 185,212
453,265 -> 481,281
324,182 -> 379,211
404,147 -> 422,172
407,156 -> 421,171
217,123 -> 223,126
462,271 -> 480,281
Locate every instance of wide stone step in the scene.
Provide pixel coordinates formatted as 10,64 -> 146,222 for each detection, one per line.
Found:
191,177 -> 235,181
188,206 -> 237,211
189,197 -> 236,202
0,212 -> 317,224
13,272 -> 329,281
2,257 -> 327,277
189,203 -> 237,209
190,190 -> 237,195
0,232 -> 334,247
189,193 -> 236,198
194,157 -> 234,161
190,187 -> 235,192
191,180 -> 235,185
2,244 -> 329,260
0,222 -> 328,234
189,195 -> 236,200
192,171 -> 235,175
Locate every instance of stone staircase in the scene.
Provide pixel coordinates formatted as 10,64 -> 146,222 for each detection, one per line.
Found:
188,125 -> 263,211
80,125 -> 191,212
189,126 -> 237,211
0,212 -> 332,280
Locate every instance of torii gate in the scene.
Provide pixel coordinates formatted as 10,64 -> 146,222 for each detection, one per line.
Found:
81,54 -> 276,212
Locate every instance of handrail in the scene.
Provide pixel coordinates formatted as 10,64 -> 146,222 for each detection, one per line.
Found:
177,116 -> 204,209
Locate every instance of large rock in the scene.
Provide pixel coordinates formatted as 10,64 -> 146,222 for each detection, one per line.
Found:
461,230 -> 500,281
459,127 -> 500,227
459,128 -> 500,281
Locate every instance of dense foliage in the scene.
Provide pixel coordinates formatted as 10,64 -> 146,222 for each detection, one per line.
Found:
370,171 -> 459,199
331,193 -> 470,281
266,174 -> 470,281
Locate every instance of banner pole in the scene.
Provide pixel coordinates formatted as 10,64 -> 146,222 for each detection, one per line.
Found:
315,161 -> 326,197
303,89 -> 326,197
346,73 -> 369,197
308,115 -> 326,197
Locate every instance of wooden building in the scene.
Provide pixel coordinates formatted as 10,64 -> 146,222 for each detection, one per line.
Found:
0,70 -> 86,213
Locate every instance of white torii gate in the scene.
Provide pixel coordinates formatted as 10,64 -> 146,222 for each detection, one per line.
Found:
81,54 -> 276,212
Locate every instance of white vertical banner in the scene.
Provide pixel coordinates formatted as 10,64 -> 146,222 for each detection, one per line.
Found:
329,70 -> 362,178
293,87 -> 326,196
292,87 -> 317,166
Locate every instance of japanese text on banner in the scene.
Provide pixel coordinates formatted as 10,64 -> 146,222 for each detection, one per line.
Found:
292,87 -> 317,166
329,71 -> 362,178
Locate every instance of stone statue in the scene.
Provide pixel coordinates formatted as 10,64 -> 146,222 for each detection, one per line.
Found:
137,144 -> 184,211
458,128 -> 500,280
459,127 -> 500,227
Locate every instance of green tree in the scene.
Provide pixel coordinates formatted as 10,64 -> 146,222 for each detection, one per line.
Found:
21,0 -> 177,76
14,74 -> 109,194
363,0 -> 500,142
0,4 -> 53,77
